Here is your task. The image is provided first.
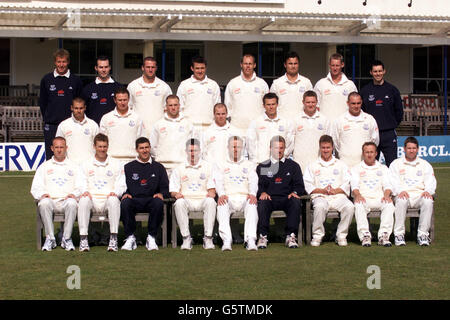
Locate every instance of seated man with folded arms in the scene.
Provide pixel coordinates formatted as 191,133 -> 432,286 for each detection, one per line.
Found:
31,137 -> 83,251
170,138 -> 217,250
120,137 -> 169,251
215,136 -> 259,251
303,135 -> 354,247
256,135 -> 306,249
351,142 -> 394,247
55,97 -> 99,165
78,133 -> 125,252
389,136 -> 437,246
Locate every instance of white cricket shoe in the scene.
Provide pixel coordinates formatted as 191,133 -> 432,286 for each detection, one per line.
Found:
181,236 -> 193,250
378,232 -> 392,247
246,238 -> 258,251
257,234 -> 268,249
362,233 -> 372,247
107,237 -> 118,252
285,233 -> 299,249
61,238 -> 75,251
310,237 -> 322,247
146,234 -> 159,251
203,236 -> 215,250
221,241 -> 232,251
394,234 -> 406,246
121,235 -> 137,251
42,236 -> 56,251
417,234 -> 431,246
336,237 -> 348,247
79,238 -> 90,252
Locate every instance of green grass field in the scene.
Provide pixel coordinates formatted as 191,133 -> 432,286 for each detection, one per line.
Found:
0,165 -> 449,300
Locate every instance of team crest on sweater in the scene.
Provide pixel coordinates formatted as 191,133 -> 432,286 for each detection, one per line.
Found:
91,92 -> 98,99
376,170 -> 383,176
132,173 -> 139,180
50,85 -> 56,91
84,128 -> 90,135
417,170 -> 423,176
129,120 -> 135,127
67,170 -> 74,177
317,123 -> 324,130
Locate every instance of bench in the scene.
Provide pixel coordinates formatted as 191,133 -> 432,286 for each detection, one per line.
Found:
304,207 -> 435,245
1,106 -> 43,142
36,199 -> 171,250
171,195 -> 311,248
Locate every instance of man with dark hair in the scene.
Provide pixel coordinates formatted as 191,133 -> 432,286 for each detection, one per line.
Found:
224,54 -> 269,133
99,88 -> 144,163
78,133 -> 125,252
389,137 -> 436,246
39,48 -> 83,160
81,56 -> 123,125
360,60 -> 403,167
170,138 -> 217,250
351,141 -> 394,247
303,134 -> 354,247
127,56 -> 172,134
314,53 -> 357,121
56,97 -> 99,165
270,51 -> 313,119
247,93 -> 294,164
176,56 -> 221,130
120,137 -> 169,251
256,136 -> 306,249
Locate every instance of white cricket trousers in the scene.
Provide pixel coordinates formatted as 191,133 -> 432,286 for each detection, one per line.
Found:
173,197 -> 217,237
312,195 -> 354,240
216,197 -> 258,244
38,197 -> 77,240
394,195 -> 434,237
354,199 -> 394,240
78,196 -> 121,235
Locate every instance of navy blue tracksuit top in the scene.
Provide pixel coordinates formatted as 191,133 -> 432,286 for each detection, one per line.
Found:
256,158 -> 306,199
81,80 -> 124,125
124,160 -> 169,199
360,81 -> 403,131
39,71 -> 83,125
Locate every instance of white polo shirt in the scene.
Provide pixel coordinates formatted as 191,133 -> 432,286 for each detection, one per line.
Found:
169,160 -> 215,200
201,121 -> 243,165
30,157 -> 83,201
56,114 -> 99,165
214,157 -> 258,197
99,108 -> 144,160
270,73 -> 313,120
292,110 -> 331,172
303,156 -> 351,200
127,76 -> 172,133
176,75 -> 221,126
314,73 -> 357,121
150,113 -> 195,170
224,72 -> 269,131
332,111 -> 379,168
80,156 -> 125,200
351,160 -> 392,200
389,156 -> 436,197
247,113 -> 294,164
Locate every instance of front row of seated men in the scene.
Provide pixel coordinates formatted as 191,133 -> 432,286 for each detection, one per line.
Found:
31,132 -> 436,252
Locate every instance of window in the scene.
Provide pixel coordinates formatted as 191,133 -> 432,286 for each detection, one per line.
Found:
243,42 -> 290,87
337,44 -> 376,90
413,46 -> 449,94
63,39 -> 113,86
0,39 -> 10,85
